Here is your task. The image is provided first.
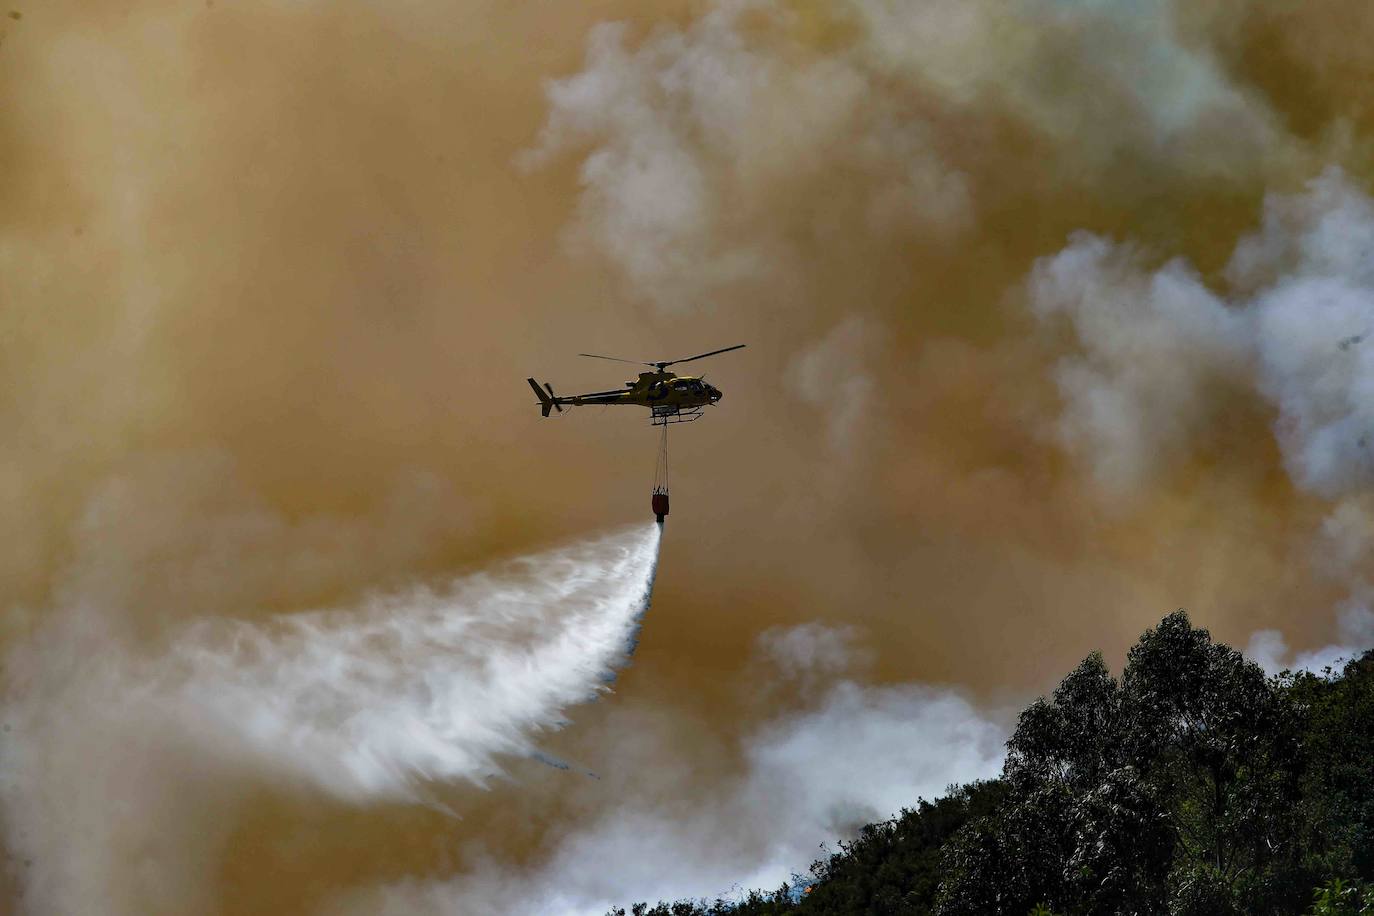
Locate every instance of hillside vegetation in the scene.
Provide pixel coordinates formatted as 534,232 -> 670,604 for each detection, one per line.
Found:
611,612 -> 1374,916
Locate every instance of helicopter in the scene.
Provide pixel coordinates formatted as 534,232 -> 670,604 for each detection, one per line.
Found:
527,344 -> 745,426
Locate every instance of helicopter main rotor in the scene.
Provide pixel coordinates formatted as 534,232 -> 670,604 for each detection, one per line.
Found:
577,343 -> 746,372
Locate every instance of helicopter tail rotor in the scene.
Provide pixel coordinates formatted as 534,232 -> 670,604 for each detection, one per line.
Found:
527,378 -> 563,417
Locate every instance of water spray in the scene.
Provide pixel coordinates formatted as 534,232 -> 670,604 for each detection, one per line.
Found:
33,525 -> 672,803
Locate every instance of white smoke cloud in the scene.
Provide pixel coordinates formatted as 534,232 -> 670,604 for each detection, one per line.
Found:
786,317 -> 879,455
1031,167 -> 1374,501
1318,495 -> 1374,579
528,0 -> 1281,312
1246,172 -> 1374,498
1031,167 -> 1374,670
523,1 -> 973,312
1,520 -> 661,915
335,623 -> 1006,916
1028,234 -> 1251,495
851,0 -> 1271,157
1246,601 -> 1374,677
756,620 -> 869,685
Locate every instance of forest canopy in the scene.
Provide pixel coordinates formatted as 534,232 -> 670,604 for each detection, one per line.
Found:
611,611 -> 1374,916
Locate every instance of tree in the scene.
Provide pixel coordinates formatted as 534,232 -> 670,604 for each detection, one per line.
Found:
1121,611 -> 1308,913
797,782 -> 1006,915
1293,652 -> 1374,882
939,611 -> 1309,915
613,616 -> 1374,916
938,652 -> 1172,915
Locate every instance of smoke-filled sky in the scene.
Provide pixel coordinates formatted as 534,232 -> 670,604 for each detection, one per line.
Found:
6,0 -> 1374,913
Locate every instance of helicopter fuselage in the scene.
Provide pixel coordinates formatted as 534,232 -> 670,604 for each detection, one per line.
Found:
527,344 -> 741,421
527,371 -> 722,417
566,371 -> 723,409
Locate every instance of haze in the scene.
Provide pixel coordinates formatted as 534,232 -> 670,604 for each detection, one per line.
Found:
4,1 -> 1374,913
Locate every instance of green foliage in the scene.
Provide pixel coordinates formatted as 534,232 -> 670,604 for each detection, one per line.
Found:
614,613 -> 1374,916
605,890 -> 798,916
1291,654 -> 1374,879
937,611 -> 1321,915
798,781 -> 1008,915
1308,878 -> 1374,915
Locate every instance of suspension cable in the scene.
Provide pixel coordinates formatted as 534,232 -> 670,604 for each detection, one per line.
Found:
653,423 -> 669,492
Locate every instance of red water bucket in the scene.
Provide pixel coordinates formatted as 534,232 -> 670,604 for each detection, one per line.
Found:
651,491 -> 669,523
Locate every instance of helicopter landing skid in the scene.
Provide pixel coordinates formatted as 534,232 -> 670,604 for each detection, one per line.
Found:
651,405 -> 704,425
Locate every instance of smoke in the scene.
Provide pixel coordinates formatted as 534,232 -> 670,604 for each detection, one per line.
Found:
1031,168 -> 1374,663
523,0 -> 972,313
756,621 -> 871,687
1032,168 -> 1374,501
1246,600 -> 1374,676
1,521 -> 661,914
527,0 -> 1288,313
1248,498 -> 1374,674
786,317 -> 878,456
333,624 -> 1006,916
1245,172 -> 1374,498
1028,234 -> 1253,496
8,0 -> 1374,912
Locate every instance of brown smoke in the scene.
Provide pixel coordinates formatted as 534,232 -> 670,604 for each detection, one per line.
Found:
3,0 -> 1373,913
